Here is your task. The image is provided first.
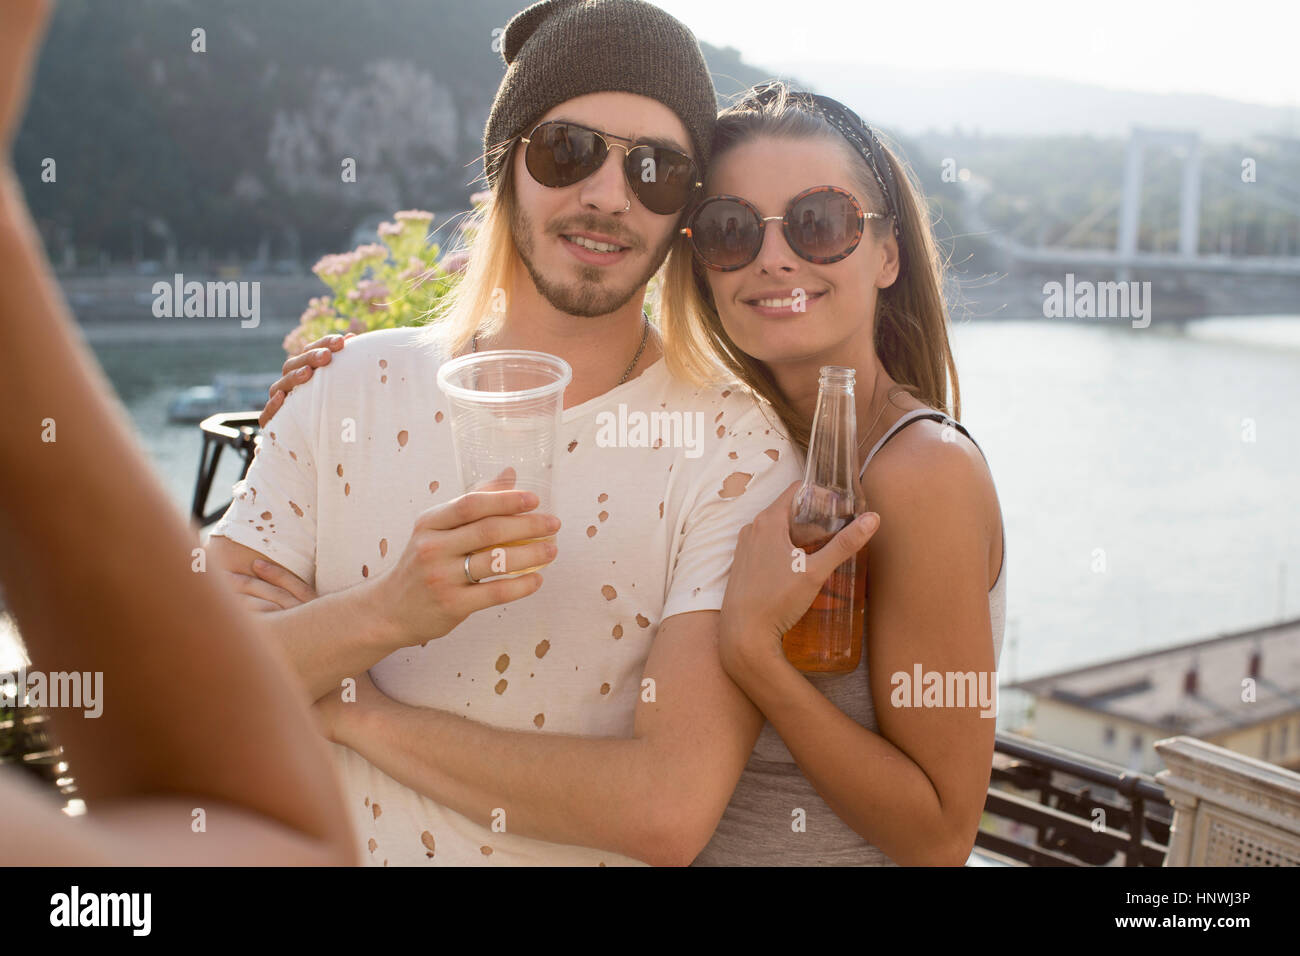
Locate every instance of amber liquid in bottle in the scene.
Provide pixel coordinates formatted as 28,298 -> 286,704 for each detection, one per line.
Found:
781,533 -> 868,672
781,367 -> 867,674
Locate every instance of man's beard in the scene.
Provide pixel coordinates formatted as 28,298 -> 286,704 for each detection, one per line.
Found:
510,202 -> 674,318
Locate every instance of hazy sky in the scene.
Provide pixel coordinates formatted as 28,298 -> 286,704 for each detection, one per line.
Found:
651,0 -> 1298,108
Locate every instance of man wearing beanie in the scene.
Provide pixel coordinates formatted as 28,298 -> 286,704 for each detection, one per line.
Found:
210,0 -> 801,866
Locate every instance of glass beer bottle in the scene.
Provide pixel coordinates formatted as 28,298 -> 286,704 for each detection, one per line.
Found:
782,366 -> 868,674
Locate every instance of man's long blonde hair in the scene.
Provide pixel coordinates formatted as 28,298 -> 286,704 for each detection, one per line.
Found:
421,139 -> 523,354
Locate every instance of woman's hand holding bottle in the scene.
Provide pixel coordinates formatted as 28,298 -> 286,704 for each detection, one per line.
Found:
719,479 -> 880,678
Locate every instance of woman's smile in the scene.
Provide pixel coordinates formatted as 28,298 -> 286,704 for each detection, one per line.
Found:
741,287 -> 828,317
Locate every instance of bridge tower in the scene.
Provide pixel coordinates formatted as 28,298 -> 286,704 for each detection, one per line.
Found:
1118,128 -> 1202,260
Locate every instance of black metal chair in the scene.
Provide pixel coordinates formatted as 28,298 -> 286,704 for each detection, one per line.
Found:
191,411 -> 262,526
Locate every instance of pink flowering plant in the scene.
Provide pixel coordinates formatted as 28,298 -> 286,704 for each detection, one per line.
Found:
283,201 -> 482,355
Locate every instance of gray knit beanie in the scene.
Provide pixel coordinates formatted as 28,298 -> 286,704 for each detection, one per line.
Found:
483,0 -> 718,189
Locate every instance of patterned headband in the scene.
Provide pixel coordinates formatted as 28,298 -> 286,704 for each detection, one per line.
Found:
740,82 -> 903,241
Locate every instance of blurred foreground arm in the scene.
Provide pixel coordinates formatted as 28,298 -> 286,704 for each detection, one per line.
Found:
0,0 -> 355,866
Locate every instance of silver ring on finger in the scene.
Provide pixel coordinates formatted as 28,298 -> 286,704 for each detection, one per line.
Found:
463,553 -> 481,585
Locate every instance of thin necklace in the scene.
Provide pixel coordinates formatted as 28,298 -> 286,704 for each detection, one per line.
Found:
857,373 -> 902,458
471,316 -> 651,386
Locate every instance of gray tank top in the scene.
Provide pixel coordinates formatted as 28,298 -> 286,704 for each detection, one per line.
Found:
693,409 -> 1007,866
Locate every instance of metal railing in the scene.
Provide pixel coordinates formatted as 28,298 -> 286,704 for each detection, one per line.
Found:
0,697 -> 77,805
977,732 -> 1172,866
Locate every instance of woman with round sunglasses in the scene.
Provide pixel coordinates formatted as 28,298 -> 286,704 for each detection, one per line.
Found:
655,81 -> 1007,866
256,82 -> 1005,866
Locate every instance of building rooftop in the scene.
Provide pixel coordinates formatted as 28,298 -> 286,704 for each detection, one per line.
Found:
1006,617 -> 1300,737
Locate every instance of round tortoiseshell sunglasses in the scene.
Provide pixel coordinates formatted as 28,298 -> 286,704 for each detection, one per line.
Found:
682,185 -> 886,271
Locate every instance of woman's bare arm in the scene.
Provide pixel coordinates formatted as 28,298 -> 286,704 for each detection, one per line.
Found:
719,430 -> 999,865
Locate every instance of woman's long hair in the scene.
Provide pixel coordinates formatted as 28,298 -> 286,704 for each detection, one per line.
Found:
657,82 -> 960,452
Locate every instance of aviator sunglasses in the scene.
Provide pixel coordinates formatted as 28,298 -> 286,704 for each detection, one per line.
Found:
682,185 -> 884,272
520,120 -> 702,215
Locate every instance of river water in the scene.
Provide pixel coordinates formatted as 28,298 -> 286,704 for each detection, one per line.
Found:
3,314 -> 1299,690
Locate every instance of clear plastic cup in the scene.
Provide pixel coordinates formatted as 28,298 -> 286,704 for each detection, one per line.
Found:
436,349 -> 572,575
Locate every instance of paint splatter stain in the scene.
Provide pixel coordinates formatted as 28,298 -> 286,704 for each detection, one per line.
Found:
599,682 -> 611,695
658,501 -> 664,519
496,653 -> 510,673
362,565 -> 369,577
495,679 -> 507,694
269,431 -> 276,442
587,525 -> 597,537
481,846 -> 493,856
535,639 -> 550,658
534,713 -> 545,729
765,448 -> 780,461
381,375 -> 388,384
722,389 -> 731,398
344,482 -> 351,496
567,440 -> 578,453
429,481 -> 439,493
367,838 -> 377,854
372,802 -> 382,820
612,624 -> 623,639
379,538 -> 388,557
598,510 -> 608,522
601,585 -> 617,600
718,472 -> 752,499
421,831 -> 436,858
336,464 -> 343,477
397,430 -> 409,447
260,511 -> 272,520
289,500 -> 304,517
435,411 -> 444,423
289,450 -> 298,461
716,425 -> 726,438
379,359 -> 388,369
636,613 -> 650,628
255,525 -> 264,531
728,451 -> 738,459
598,493 -> 608,503
714,411 -> 724,422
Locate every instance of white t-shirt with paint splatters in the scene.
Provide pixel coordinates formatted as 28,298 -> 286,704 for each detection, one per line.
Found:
209,325 -> 801,866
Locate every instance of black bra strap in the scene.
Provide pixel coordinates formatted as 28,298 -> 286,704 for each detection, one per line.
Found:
860,410 -> 981,479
